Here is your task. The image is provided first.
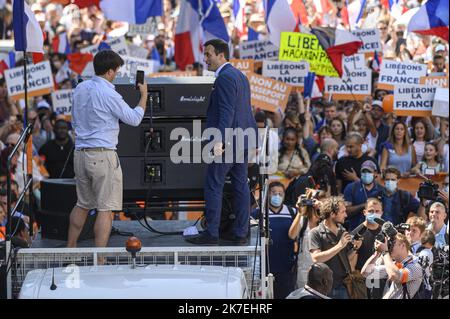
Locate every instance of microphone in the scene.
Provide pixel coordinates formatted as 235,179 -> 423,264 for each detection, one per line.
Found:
351,223 -> 367,241
373,217 -> 386,226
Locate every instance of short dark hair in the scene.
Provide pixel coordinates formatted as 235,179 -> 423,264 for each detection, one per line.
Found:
269,181 -> 285,192
204,39 -> 230,60
93,50 -> 124,76
383,166 -> 401,179
421,229 -> 436,246
434,54 -> 445,61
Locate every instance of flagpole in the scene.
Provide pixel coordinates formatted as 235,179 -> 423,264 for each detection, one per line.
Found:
22,52 -> 34,240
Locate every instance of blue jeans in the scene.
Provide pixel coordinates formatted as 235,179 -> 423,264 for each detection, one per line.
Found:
329,284 -> 349,299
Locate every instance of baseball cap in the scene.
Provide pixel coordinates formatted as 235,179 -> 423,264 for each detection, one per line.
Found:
372,100 -> 383,109
361,160 -> 377,173
435,44 -> 446,53
37,100 -> 50,110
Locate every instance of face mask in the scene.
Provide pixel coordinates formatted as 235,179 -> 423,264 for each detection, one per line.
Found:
361,172 -> 374,185
385,180 -> 398,193
366,213 -> 382,225
444,185 -> 449,193
270,194 -> 283,207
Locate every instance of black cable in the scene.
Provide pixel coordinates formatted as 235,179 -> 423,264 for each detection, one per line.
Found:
58,144 -> 74,179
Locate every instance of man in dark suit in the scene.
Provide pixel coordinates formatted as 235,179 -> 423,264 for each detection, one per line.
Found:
186,39 -> 257,245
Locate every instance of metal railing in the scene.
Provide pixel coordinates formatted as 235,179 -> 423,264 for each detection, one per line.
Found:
5,123 -> 34,299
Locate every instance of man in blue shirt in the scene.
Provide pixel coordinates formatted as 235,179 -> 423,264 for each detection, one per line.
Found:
344,160 -> 385,231
428,202 -> 448,249
68,50 -> 148,248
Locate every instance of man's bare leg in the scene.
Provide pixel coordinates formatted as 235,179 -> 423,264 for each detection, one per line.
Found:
67,206 -> 89,247
94,211 -> 113,247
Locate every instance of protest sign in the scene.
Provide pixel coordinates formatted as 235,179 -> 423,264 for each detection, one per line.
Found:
432,88 -> 449,117
127,17 -> 157,37
419,76 -> 448,88
278,32 -> 339,77
325,68 -> 372,100
116,55 -> 156,78
351,29 -> 381,53
393,84 -> 435,116
240,40 -> 279,61
149,71 -> 198,78
248,72 -> 293,113
128,44 -> 150,59
343,54 -> 366,71
262,60 -> 309,87
5,61 -> 54,100
51,89 -> 73,121
378,60 -> 427,90
81,36 -> 129,56
230,59 -> 255,75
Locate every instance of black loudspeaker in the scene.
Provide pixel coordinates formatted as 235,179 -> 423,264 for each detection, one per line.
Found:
40,179 -> 96,240
114,77 -> 213,117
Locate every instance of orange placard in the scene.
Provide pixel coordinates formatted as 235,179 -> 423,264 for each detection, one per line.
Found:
230,59 -> 255,75
419,76 -> 449,88
247,72 -> 293,113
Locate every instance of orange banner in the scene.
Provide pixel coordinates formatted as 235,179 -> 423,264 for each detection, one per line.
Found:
230,59 -> 255,75
419,76 -> 449,88
248,73 -> 293,113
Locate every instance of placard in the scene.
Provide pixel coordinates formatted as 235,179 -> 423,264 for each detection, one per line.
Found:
230,59 -> 255,75
394,84 -> 436,116
81,36 -> 129,56
432,87 -> 449,117
116,55 -> 156,78
419,76 -> 448,88
278,32 -> 339,77
51,89 -> 73,121
248,72 -> 293,113
351,29 -> 381,53
378,60 -> 427,90
240,40 -> 279,61
262,60 -> 309,87
4,61 -> 54,100
325,68 -> 372,100
149,71 -> 198,78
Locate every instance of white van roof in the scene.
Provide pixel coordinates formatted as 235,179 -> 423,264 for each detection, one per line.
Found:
19,264 -> 248,299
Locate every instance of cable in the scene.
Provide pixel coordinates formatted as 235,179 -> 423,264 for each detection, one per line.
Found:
58,144 -> 75,179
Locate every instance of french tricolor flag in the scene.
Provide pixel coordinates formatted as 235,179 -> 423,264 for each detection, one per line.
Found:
381,0 -> 406,19
372,51 -> 381,72
174,0 -> 229,70
233,0 -> 246,36
346,0 -> 367,28
248,27 -> 263,41
52,33 -> 71,54
264,0 -> 298,47
99,0 -> 163,24
12,0 -> 44,53
408,0 -> 449,41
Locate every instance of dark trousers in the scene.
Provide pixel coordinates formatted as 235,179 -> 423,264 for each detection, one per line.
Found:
273,271 -> 297,299
204,158 -> 250,239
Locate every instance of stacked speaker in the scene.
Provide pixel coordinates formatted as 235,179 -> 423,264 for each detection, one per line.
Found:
115,77 -> 214,201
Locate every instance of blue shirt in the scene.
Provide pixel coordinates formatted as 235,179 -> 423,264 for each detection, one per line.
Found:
252,205 -> 296,273
343,181 -> 385,230
428,224 -> 448,249
382,191 -> 419,225
72,76 -> 144,150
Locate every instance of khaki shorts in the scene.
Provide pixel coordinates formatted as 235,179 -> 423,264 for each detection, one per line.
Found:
74,149 -> 123,211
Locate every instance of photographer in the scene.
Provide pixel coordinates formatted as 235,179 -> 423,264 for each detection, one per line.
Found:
361,233 -> 423,299
427,202 -> 448,249
406,216 -> 427,254
309,196 -> 362,299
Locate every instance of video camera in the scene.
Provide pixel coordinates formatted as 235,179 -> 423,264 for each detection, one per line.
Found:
374,218 -> 410,252
417,179 -> 441,201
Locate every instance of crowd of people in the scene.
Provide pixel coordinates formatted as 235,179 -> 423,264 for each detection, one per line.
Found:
0,0 -> 448,299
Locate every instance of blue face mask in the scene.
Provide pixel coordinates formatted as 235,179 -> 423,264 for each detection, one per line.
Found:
270,194 -> 283,207
385,180 -> 398,193
361,172 -> 374,185
366,213 -> 382,224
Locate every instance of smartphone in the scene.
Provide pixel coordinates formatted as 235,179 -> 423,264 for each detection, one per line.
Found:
135,70 -> 144,90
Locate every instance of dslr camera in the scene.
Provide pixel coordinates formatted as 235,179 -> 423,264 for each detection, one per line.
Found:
417,179 -> 440,201
375,221 -> 410,252
298,194 -> 314,207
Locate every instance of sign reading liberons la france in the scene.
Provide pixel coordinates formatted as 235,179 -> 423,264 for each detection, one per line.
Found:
5,61 -> 54,100
378,60 -> 427,90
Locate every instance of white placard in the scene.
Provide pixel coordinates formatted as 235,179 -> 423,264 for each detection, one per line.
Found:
352,29 -> 382,53
128,44 -> 149,59
116,55 -> 156,78
394,84 -> 436,116
343,54 -> 366,71
81,36 -> 129,56
325,68 -> 372,100
4,61 -> 54,100
432,87 -> 449,118
262,60 -> 309,86
240,40 -> 279,61
51,89 -> 73,116
378,60 -> 427,90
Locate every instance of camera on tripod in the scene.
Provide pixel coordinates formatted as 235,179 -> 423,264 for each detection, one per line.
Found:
417,179 -> 440,201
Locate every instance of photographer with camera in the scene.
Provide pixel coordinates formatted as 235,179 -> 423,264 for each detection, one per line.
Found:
289,188 -> 322,289
309,196 -> 363,299
361,233 -> 423,299
427,202 -> 448,249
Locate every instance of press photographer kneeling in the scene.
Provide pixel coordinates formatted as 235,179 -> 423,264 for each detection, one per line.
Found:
361,225 -> 423,299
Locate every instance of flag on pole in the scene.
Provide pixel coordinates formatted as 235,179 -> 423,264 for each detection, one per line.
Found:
99,0 -> 163,24
310,26 -> 363,77
346,0 -> 367,28
408,0 -> 449,41
52,32 -> 71,54
13,0 -> 44,53
233,0 -> 246,36
174,0 -> 229,70
67,52 -> 94,74
264,0 -> 298,47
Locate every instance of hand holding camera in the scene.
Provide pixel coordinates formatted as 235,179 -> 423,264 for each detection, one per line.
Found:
339,232 -> 353,249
